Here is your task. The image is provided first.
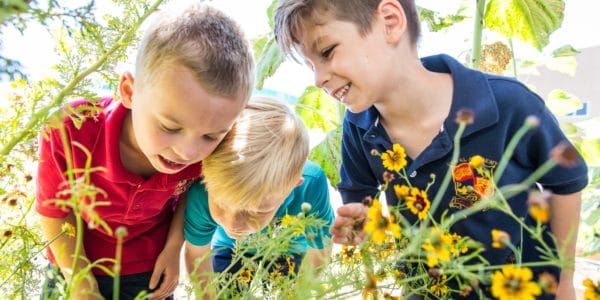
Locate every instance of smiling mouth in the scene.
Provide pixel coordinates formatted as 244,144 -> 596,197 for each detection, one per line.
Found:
159,155 -> 186,168
333,83 -> 351,101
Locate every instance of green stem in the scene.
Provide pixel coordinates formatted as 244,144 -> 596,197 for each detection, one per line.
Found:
508,38 -> 518,78
493,121 -> 536,185
471,0 -> 486,69
425,123 -> 466,227
0,0 -> 166,163
0,230 -> 66,289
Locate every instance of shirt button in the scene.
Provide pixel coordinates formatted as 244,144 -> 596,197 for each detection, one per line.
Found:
409,171 -> 417,178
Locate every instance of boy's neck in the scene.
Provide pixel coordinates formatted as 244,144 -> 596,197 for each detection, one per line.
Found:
377,63 -> 453,159
120,111 -> 157,178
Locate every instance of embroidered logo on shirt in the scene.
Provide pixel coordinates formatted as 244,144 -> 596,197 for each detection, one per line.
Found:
449,157 -> 497,209
172,179 -> 194,196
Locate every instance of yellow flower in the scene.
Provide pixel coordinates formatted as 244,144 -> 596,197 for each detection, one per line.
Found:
338,245 -> 361,265
364,200 -> 401,245
529,203 -> 550,223
583,278 -> 600,300
281,214 -> 305,235
469,155 -> 485,169
429,275 -> 449,297
491,265 -> 541,300
393,184 -> 410,198
239,269 -> 252,284
286,256 -> 296,275
405,187 -> 430,220
421,228 -> 454,267
61,222 -> 76,238
381,144 -> 407,172
491,229 -> 510,249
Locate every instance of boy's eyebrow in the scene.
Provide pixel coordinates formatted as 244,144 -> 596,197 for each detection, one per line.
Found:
160,114 -> 230,134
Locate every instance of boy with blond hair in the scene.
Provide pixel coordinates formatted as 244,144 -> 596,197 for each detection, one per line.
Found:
37,4 -> 254,299
274,0 -> 588,299
182,97 -> 334,287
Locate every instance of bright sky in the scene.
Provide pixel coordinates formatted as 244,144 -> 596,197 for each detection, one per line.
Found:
1,0 -> 599,96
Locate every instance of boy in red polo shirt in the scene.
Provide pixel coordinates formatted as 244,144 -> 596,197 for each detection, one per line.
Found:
36,4 -> 254,299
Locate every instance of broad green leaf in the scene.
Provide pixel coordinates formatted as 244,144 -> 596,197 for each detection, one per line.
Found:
254,35 -> 285,89
267,0 -> 277,30
484,0 -> 564,51
544,56 -> 577,76
252,34 -> 269,61
546,89 -> 581,116
309,126 -> 342,188
579,138 -> 600,167
295,86 -> 340,132
552,44 -> 580,58
417,6 -> 467,32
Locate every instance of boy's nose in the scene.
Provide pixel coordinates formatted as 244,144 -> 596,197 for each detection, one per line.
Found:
173,139 -> 203,162
314,66 -> 330,90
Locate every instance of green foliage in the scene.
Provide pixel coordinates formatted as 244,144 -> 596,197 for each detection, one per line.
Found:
546,89 -> 582,116
484,0 -> 564,51
295,86 -> 340,132
417,4 -> 468,32
308,127 -> 342,189
253,34 -> 285,90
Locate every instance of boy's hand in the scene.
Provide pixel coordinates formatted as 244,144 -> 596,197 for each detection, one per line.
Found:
329,203 -> 368,245
149,245 -> 181,299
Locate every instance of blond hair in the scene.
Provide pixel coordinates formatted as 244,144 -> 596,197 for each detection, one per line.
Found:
136,3 -> 254,101
202,97 -> 310,210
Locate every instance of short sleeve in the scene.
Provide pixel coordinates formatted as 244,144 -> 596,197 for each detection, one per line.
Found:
184,182 -> 218,246
303,165 -> 334,249
515,106 -> 588,194
337,118 -> 380,204
35,127 -> 72,218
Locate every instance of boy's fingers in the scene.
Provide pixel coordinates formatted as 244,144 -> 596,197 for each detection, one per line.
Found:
336,203 -> 368,218
148,267 -> 162,290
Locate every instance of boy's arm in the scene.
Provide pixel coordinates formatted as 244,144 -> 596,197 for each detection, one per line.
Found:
149,196 -> 187,299
304,247 -> 331,270
549,192 -> 582,300
184,242 -> 214,296
40,213 -> 100,299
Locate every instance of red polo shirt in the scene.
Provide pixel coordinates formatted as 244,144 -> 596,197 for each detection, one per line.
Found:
36,97 -> 201,275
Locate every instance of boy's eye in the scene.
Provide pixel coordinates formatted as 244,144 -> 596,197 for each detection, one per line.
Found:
203,135 -> 218,142
160,124 -> 181,133
320,45 -> 336,58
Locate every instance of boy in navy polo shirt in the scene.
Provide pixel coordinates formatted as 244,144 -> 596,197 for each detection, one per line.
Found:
181,98 -> 333,295
36,4 -> 254,299
274,0 -> 588,299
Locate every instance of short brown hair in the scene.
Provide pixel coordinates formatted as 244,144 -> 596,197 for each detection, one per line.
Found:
136,4 -> 254,101
274,0 -> 420,58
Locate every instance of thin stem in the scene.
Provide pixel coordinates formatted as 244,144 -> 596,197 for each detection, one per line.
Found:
0,0 -> 166,162
471,0 -> 486,69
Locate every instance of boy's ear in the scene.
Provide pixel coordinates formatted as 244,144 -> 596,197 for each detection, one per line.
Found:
119,72 -> 135,109
377,0 -> 406,45
296,177 -> 305,187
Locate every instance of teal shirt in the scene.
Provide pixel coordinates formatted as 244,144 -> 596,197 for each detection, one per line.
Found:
184,161 -> 334,253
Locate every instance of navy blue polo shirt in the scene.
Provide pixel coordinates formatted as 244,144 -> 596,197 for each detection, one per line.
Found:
338,54 -> 588,297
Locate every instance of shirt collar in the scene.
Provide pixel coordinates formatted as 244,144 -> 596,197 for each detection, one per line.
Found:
104,99 -> 201,186
345,54 -> 499,137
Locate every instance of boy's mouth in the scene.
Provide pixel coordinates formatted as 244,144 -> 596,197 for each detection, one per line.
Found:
333,83 -> 351,102
159,155 -> 186,170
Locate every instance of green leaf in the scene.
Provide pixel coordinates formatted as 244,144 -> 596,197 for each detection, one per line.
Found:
545,89 -> 581,116
552,44 -> 580,58
579,138 -> 600,167
267,0 -> 278,30
309,126 -> 342,188
417,6 -> 467,32
484,0 -> 564,51
254,35 -> 285,89
544,56 -> 577,76
295,86 -> 340,132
